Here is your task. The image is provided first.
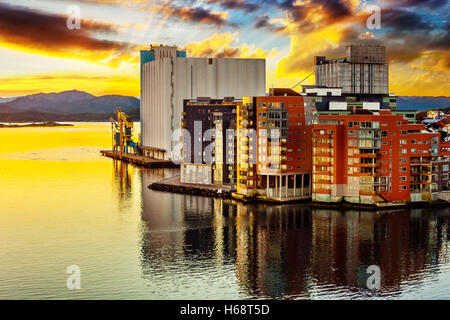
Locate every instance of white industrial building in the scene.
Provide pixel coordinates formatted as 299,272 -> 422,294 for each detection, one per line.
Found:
140,45 -> 266,160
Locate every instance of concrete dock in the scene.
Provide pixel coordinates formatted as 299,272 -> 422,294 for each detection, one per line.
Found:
149,176 -> 234,199
100,150 -> 179,168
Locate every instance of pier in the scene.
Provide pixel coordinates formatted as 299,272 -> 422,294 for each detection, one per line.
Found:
100,150 -> 179,168
149,176 -> 233,199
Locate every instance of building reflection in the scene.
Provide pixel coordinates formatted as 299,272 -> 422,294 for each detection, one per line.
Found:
112,160 -> 133,199
136,170 -> 450,298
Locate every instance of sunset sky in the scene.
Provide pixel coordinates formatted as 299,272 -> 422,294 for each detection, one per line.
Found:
0,0 -> 448,97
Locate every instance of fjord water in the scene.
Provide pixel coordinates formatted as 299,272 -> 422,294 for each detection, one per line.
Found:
1,123 -> 450,299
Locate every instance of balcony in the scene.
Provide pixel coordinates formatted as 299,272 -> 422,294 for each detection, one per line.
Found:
314,161 -> 333,166
358,152 -> 378,158
314,151 -> 333,157
410,161 -> 431,166
359,162 -> 380,168
313,142 -> 333,148
313,179 -> 332,184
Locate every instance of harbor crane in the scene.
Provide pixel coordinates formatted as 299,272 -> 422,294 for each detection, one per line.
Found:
110,107 -> 141,155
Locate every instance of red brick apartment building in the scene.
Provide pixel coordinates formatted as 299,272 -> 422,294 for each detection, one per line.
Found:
312,110 -> 450,205
236,89 -> 314,201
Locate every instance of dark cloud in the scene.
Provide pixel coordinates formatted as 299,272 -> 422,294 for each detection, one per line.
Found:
381,8 -> 434,32
278,0 -> 353,23
429,23 -> 450,49
205,0 -> 260,13
0,3 -> 132,55
254,14 -> 271,28
390,0 -> 448,9
148,2 -> 236,27
253,14 -> 286,32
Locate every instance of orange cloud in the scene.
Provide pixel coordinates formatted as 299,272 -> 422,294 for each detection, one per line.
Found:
0,3 -> 137,66
182,32 -> 276,58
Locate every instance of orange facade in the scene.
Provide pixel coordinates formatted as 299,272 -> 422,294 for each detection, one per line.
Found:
235,94 -> 313,201
254,95 -> 312,174
312,111 -> 449,204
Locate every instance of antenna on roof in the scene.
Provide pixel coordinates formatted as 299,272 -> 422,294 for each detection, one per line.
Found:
291,71 -> 315,90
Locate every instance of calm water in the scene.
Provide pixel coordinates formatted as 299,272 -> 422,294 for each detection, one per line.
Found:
1,122 -> 450,299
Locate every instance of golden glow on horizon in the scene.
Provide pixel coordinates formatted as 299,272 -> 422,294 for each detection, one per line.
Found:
0,73 -> 140,97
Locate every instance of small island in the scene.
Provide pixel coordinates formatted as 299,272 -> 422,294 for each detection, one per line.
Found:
0,121 -> 73,128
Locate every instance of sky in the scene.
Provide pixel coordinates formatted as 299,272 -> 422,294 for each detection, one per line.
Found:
0,0 -> 448,97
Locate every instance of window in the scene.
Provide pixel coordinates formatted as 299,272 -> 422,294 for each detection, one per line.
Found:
208,58 -> 213,64
411,139 -> 416,144
381,131 -> 387,137
348,122 -> 353,128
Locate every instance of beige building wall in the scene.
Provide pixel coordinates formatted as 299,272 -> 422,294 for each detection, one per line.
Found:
142,57 -> 266,160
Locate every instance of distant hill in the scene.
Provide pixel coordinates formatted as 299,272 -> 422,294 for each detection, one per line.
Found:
397,96 -> 450,110
2,90 -> 95,112
0,90 -> 140,122
0,97 -> 18,103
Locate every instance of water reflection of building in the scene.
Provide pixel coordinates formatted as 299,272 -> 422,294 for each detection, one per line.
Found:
138,172 -> 450,298
112,160 -> 133,199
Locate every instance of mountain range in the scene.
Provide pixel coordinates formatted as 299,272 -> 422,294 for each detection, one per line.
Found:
0,90 -> 449,122
0,90 -> 139,122
396,96 -> 450,110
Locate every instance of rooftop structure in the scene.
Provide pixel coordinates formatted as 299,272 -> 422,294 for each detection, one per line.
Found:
315,44 -> 389,95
